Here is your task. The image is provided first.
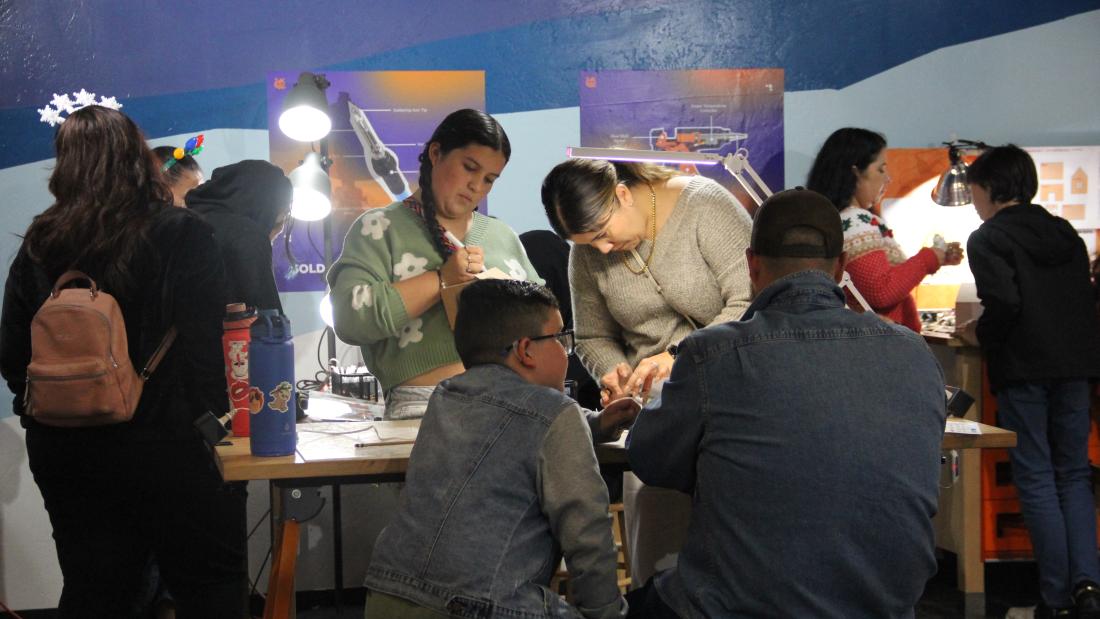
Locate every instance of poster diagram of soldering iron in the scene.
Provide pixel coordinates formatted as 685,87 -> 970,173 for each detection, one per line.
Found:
579,68 -> 785,206
347,100 -> 413,201
267,70 -> 486,293
648,124 -> 748,175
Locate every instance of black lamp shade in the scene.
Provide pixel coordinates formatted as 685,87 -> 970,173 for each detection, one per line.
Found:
278,72 -> 332,142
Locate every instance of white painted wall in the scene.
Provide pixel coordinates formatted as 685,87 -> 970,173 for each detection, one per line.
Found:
783,9 -> 1100,184
2,10 -> 1099,609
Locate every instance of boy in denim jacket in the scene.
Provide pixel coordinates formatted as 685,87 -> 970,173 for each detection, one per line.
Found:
365,279 -> 634,618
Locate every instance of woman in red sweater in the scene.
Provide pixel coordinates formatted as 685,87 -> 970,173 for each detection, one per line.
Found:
807,128 -> 963,331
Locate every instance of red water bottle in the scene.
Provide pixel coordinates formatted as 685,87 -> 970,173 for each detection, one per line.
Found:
223,302 -> 257,436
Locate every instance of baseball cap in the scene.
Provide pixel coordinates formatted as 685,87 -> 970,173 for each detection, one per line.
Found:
750,187 -> 843,258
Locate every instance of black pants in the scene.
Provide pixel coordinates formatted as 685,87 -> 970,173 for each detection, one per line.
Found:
626,576 -> 682,618
26,427 -> 248,619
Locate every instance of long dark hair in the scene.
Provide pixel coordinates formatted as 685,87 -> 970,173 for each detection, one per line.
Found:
541,158 -> 677,239
416,109 -> 510,258
805,128 -> 886,212
24,106 -> 171,294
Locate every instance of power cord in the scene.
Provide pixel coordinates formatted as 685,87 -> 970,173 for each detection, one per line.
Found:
249,547 -> 273,612
247,508 -> 273,603
0,598 -> 26,618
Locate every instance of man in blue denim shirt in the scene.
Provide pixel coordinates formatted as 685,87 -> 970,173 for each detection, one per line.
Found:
626,189 -> 947,618
365,279 -> 636,618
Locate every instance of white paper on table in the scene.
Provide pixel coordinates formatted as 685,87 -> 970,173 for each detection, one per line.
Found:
295,420 -> 420,462
945,417 -> 982,435
374,422 -> 420,442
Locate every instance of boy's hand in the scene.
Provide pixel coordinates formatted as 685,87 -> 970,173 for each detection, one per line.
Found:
596,396 -> 642,440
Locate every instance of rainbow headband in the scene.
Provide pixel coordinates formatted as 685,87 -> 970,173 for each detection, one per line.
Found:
162,134 -> 205,171
37,89 -> 123,126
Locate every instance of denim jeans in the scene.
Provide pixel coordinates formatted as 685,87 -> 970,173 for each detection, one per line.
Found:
384,385 -> 435,420
997,379 -> 1100,607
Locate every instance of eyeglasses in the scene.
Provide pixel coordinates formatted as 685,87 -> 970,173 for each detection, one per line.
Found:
505,329 -> 575,356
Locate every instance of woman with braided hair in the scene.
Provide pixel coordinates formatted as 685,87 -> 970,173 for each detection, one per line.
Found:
328,108 -> 540,419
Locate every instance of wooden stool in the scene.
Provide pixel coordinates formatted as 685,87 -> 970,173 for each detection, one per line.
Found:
550,503 -> 632,600
610,502 -> 632,591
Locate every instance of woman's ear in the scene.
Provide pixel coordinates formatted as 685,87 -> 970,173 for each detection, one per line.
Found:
615,183 -> 633,209
428,142 -> 442,167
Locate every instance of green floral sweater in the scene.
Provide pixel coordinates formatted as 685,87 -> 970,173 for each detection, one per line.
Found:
328,200 -> 541,392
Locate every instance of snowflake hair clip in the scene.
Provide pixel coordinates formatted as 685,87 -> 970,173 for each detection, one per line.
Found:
162,134 -> 205,171
37,89 -> 123,127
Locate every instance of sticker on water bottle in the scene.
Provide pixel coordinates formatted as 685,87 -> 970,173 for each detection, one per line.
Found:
268,381 -> 294,413
248,387 -> 265,415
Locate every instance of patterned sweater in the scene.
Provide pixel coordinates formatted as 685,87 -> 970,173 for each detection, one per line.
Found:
570,176 -> 753,381
327,200 -> 541,392
840,206 -> 940,332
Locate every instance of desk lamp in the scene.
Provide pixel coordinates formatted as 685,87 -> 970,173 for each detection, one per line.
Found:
567,146 -> 773,207
279,72 -> 338,364
932,139 -> 989,206
279,72 -> 333,143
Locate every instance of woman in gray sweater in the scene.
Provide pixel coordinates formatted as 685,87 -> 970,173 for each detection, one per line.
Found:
541,157 -> 753,586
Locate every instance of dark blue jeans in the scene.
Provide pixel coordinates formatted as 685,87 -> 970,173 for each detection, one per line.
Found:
997,379 -> 1100,607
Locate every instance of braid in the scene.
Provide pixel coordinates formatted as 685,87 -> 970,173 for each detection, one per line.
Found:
416,150 -> 453,259
411,108 -> 511,258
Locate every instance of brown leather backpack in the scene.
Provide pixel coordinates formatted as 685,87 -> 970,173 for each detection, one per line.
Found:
25,271 -> 176,427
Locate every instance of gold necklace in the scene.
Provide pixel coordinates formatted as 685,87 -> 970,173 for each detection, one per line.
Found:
622,185 -> 657,275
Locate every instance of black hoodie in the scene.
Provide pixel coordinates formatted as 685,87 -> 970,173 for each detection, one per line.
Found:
186,160 -> 292,312
967,203 -> 1100,390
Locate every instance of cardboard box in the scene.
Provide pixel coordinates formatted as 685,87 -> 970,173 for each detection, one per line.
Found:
440,267 -> 513,329
954,282 -> 984,331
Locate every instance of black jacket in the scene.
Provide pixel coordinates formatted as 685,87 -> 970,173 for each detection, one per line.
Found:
0,207 -> 228,438
186,160 -> 291,312
967,203 -> 1100,390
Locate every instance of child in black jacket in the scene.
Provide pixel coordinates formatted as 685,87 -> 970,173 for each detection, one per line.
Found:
966,145 -> 1100,619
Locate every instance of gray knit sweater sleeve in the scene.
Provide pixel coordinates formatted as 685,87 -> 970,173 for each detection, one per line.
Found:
692,179 -> 753,326
569,246 -> 631,382
537,405 -> 627,619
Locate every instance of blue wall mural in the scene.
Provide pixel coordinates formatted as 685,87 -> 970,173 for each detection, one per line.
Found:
2,0 -> 1097,168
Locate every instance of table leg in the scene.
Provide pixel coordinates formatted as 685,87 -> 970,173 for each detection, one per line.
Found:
333,483 -> 343,614
958,446 -> 985,613
267,482 -> 326,619
963,592 -> 986,617
955,348 -> 986,599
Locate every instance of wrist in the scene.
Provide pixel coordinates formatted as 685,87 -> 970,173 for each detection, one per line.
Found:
920,247 -> 942,271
